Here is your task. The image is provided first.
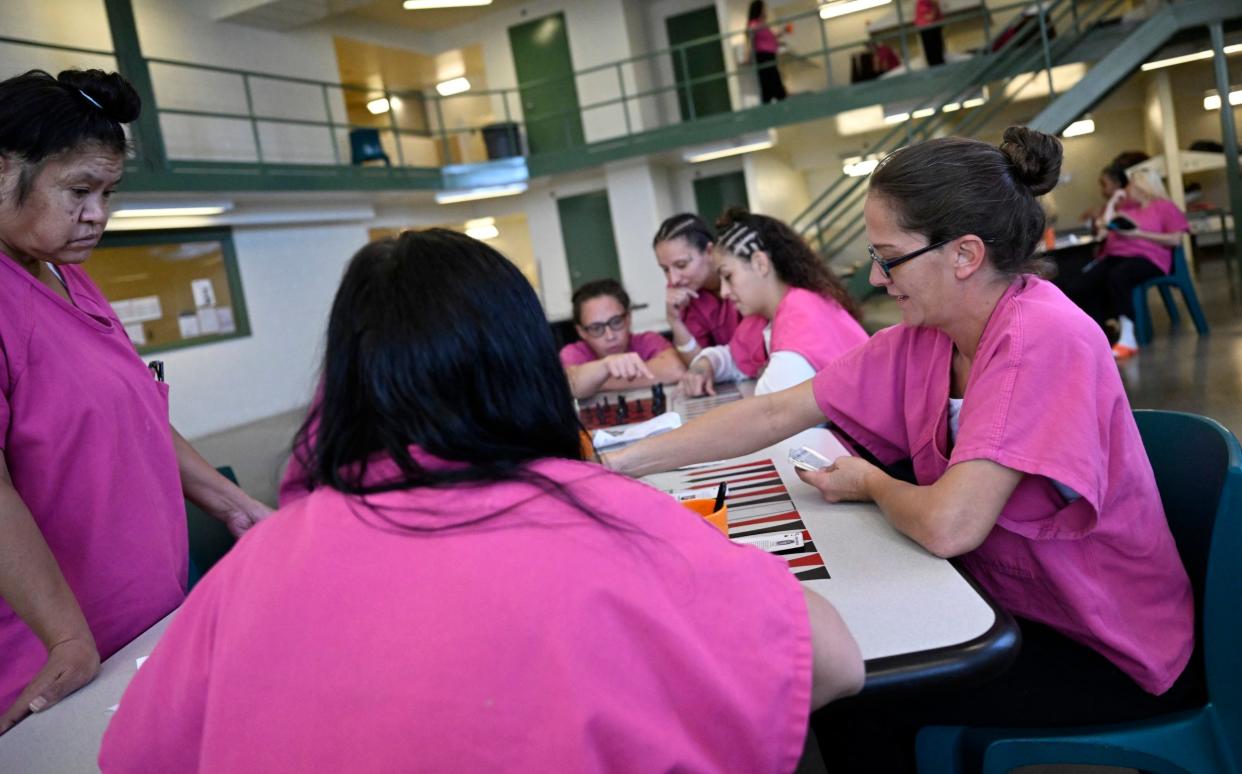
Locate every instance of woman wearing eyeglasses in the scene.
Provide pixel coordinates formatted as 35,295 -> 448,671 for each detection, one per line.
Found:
607,127 -> 1194,769
678,209 -> 867,398
561,279 -> 686,399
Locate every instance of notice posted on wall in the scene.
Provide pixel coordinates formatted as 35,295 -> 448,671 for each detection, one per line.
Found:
178,312 -> 201,339
111,296 -> 163,325
191,278 -> 217,309
123,323 -> 147,346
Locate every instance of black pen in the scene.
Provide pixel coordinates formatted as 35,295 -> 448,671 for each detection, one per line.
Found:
713,481 -> 727,512
147,360 -> 165,383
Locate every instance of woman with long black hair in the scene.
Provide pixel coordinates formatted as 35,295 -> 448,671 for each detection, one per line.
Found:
100,229 -> 862,772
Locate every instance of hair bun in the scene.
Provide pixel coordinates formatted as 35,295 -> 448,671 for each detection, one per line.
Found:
999,126 -> 1062,196
57,69 -> 141,124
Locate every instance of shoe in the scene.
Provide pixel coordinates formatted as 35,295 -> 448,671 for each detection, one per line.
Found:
1112,343 -> 1138,360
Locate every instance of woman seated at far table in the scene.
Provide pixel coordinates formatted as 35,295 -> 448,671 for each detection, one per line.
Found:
680,209 -> 868,398
607,127 -> 1195,771
99,229 -> 864,772
560,279 -> 685,398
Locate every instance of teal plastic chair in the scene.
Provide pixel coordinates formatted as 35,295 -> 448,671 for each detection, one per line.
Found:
185,466 -> 240,590
916,410 -> 1242,774
1131,246 -> 1209,346
348,128 -> 390,166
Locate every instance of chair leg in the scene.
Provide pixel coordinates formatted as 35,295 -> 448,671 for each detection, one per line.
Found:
1158,285 -> 1181,328
1178,282 -> 1210,336
1132,286 -> 1153,347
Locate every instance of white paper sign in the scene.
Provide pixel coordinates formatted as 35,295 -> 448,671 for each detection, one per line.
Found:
197,307 -> 222,335
178,312 -> 201,339
191,279 -> 216,308
111,296 -> 162,324
123,323 -> 146,346
215,307 -> 236,334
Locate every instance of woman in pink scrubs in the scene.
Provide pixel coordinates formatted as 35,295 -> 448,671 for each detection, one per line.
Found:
608,127 -> 1196,769
99,229 -> 864,772
560,278 -> 686,398
680,208 -> 868,397
0,69 -> 270,734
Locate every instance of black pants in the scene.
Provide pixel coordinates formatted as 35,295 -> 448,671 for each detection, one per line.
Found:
813,618 -> 1203,773
756,50 -> 787,103
920,27 -> 945,66
1057,255 -> 1165,329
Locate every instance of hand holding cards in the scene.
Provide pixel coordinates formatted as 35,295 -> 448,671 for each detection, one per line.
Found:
789,446 -> 834,472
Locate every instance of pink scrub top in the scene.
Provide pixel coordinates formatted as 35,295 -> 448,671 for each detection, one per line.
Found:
559,330 -> 672,367
810,276 -> 1192,694
0,256 -> 186,709
100,452 -> 812,773
1098,198 -> 1188,274
729,288 -> 867,377
680,288 -> 741,348
749,20 -> 780,54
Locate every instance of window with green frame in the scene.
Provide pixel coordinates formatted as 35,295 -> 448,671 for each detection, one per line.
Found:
86,228 -> 251,355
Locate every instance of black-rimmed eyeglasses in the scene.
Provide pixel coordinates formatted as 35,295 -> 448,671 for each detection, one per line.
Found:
868,239 -> 952,279
581,314 -> 627,338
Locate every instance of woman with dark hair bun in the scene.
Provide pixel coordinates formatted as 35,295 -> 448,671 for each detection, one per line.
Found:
678,208 -> 867,397
100,229 -> 864,771
610,126 -> 1195,768
0,69 -> 270,733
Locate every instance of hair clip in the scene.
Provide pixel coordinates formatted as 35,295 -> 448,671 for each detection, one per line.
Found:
78,89 -> 103,110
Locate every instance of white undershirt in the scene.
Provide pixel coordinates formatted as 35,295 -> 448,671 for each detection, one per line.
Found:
690,325 -> 817,395
44,262 -> 67,288
948,397 -> 1081,503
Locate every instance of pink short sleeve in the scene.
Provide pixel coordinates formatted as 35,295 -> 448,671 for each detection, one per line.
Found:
559,341 -> 596,366
0,349 -> 10,453
630,331 -> 671,361
1157,199 -> 1189,234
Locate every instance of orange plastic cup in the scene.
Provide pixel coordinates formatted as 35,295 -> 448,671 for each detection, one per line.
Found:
682,498 -> 729,537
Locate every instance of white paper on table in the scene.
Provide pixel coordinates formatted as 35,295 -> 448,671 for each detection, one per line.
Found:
732,530 -> 805,552
591,411 -> 682,449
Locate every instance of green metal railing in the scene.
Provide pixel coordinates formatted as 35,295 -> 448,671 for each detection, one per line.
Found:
791,0 -> 1132,265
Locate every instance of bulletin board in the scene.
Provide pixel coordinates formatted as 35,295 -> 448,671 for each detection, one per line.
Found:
87,228 -> 251,355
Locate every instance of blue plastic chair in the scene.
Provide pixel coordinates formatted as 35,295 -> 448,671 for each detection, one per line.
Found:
348,128 -> 390,166
1131,245 -> 1209,346
916,410 -> 1242,774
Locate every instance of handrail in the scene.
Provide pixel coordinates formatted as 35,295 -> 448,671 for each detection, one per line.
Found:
796,0 -> 1132,260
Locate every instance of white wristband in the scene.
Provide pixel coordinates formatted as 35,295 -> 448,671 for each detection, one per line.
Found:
676,337 -> 700,354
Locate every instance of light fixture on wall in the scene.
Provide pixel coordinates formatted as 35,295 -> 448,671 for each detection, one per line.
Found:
435,183 -> 528,205
1062,116 -> 1095,138
1203,87 -> 1242,111
112,202 -> 233,219
404,0 -> 492,9
683,130 -> 775,163
819,0 -> 891,20
1141,43 -> 1242,72
464,216 -> 500,240
367,97 -> 391,114
436,77 -> 471,96
882,87 -> 986,124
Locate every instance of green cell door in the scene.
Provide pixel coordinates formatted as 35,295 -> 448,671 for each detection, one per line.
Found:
665,6 -> 732,122
694,170 -> 750,224
509,13 -> 584,155
558,191 -> 620,290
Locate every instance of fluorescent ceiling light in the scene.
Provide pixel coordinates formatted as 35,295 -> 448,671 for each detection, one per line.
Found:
683,133 -> 775,163
436,77 -> 471,96
819,0 -> 890,19
941,102 -> 961,112
1141,43 -> 1242,71
464,216 -> 499,240
435,183 -> 527,204
366,97 -> 391,115
1203,88 -> 1242,111
1062,117 -> 1095,138
911,107 -> 936,119
843,156 -> 880,177
404,0 -> 492,9
112,203 -> 232,219
961,97 -> 986,108
883,112 -> 909,124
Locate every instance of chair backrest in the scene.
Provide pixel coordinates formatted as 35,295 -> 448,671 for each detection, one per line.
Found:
1134,410 -> 1242,752
185,465 -> 240,589
1169,244 -> 1188,279
349,128 -> 386,164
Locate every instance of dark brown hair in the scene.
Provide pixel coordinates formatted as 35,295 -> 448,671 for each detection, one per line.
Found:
652,212 -> 714,252
571,278 -> 630,324
868,126 -> 1063,276
715,207 -> 862,321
